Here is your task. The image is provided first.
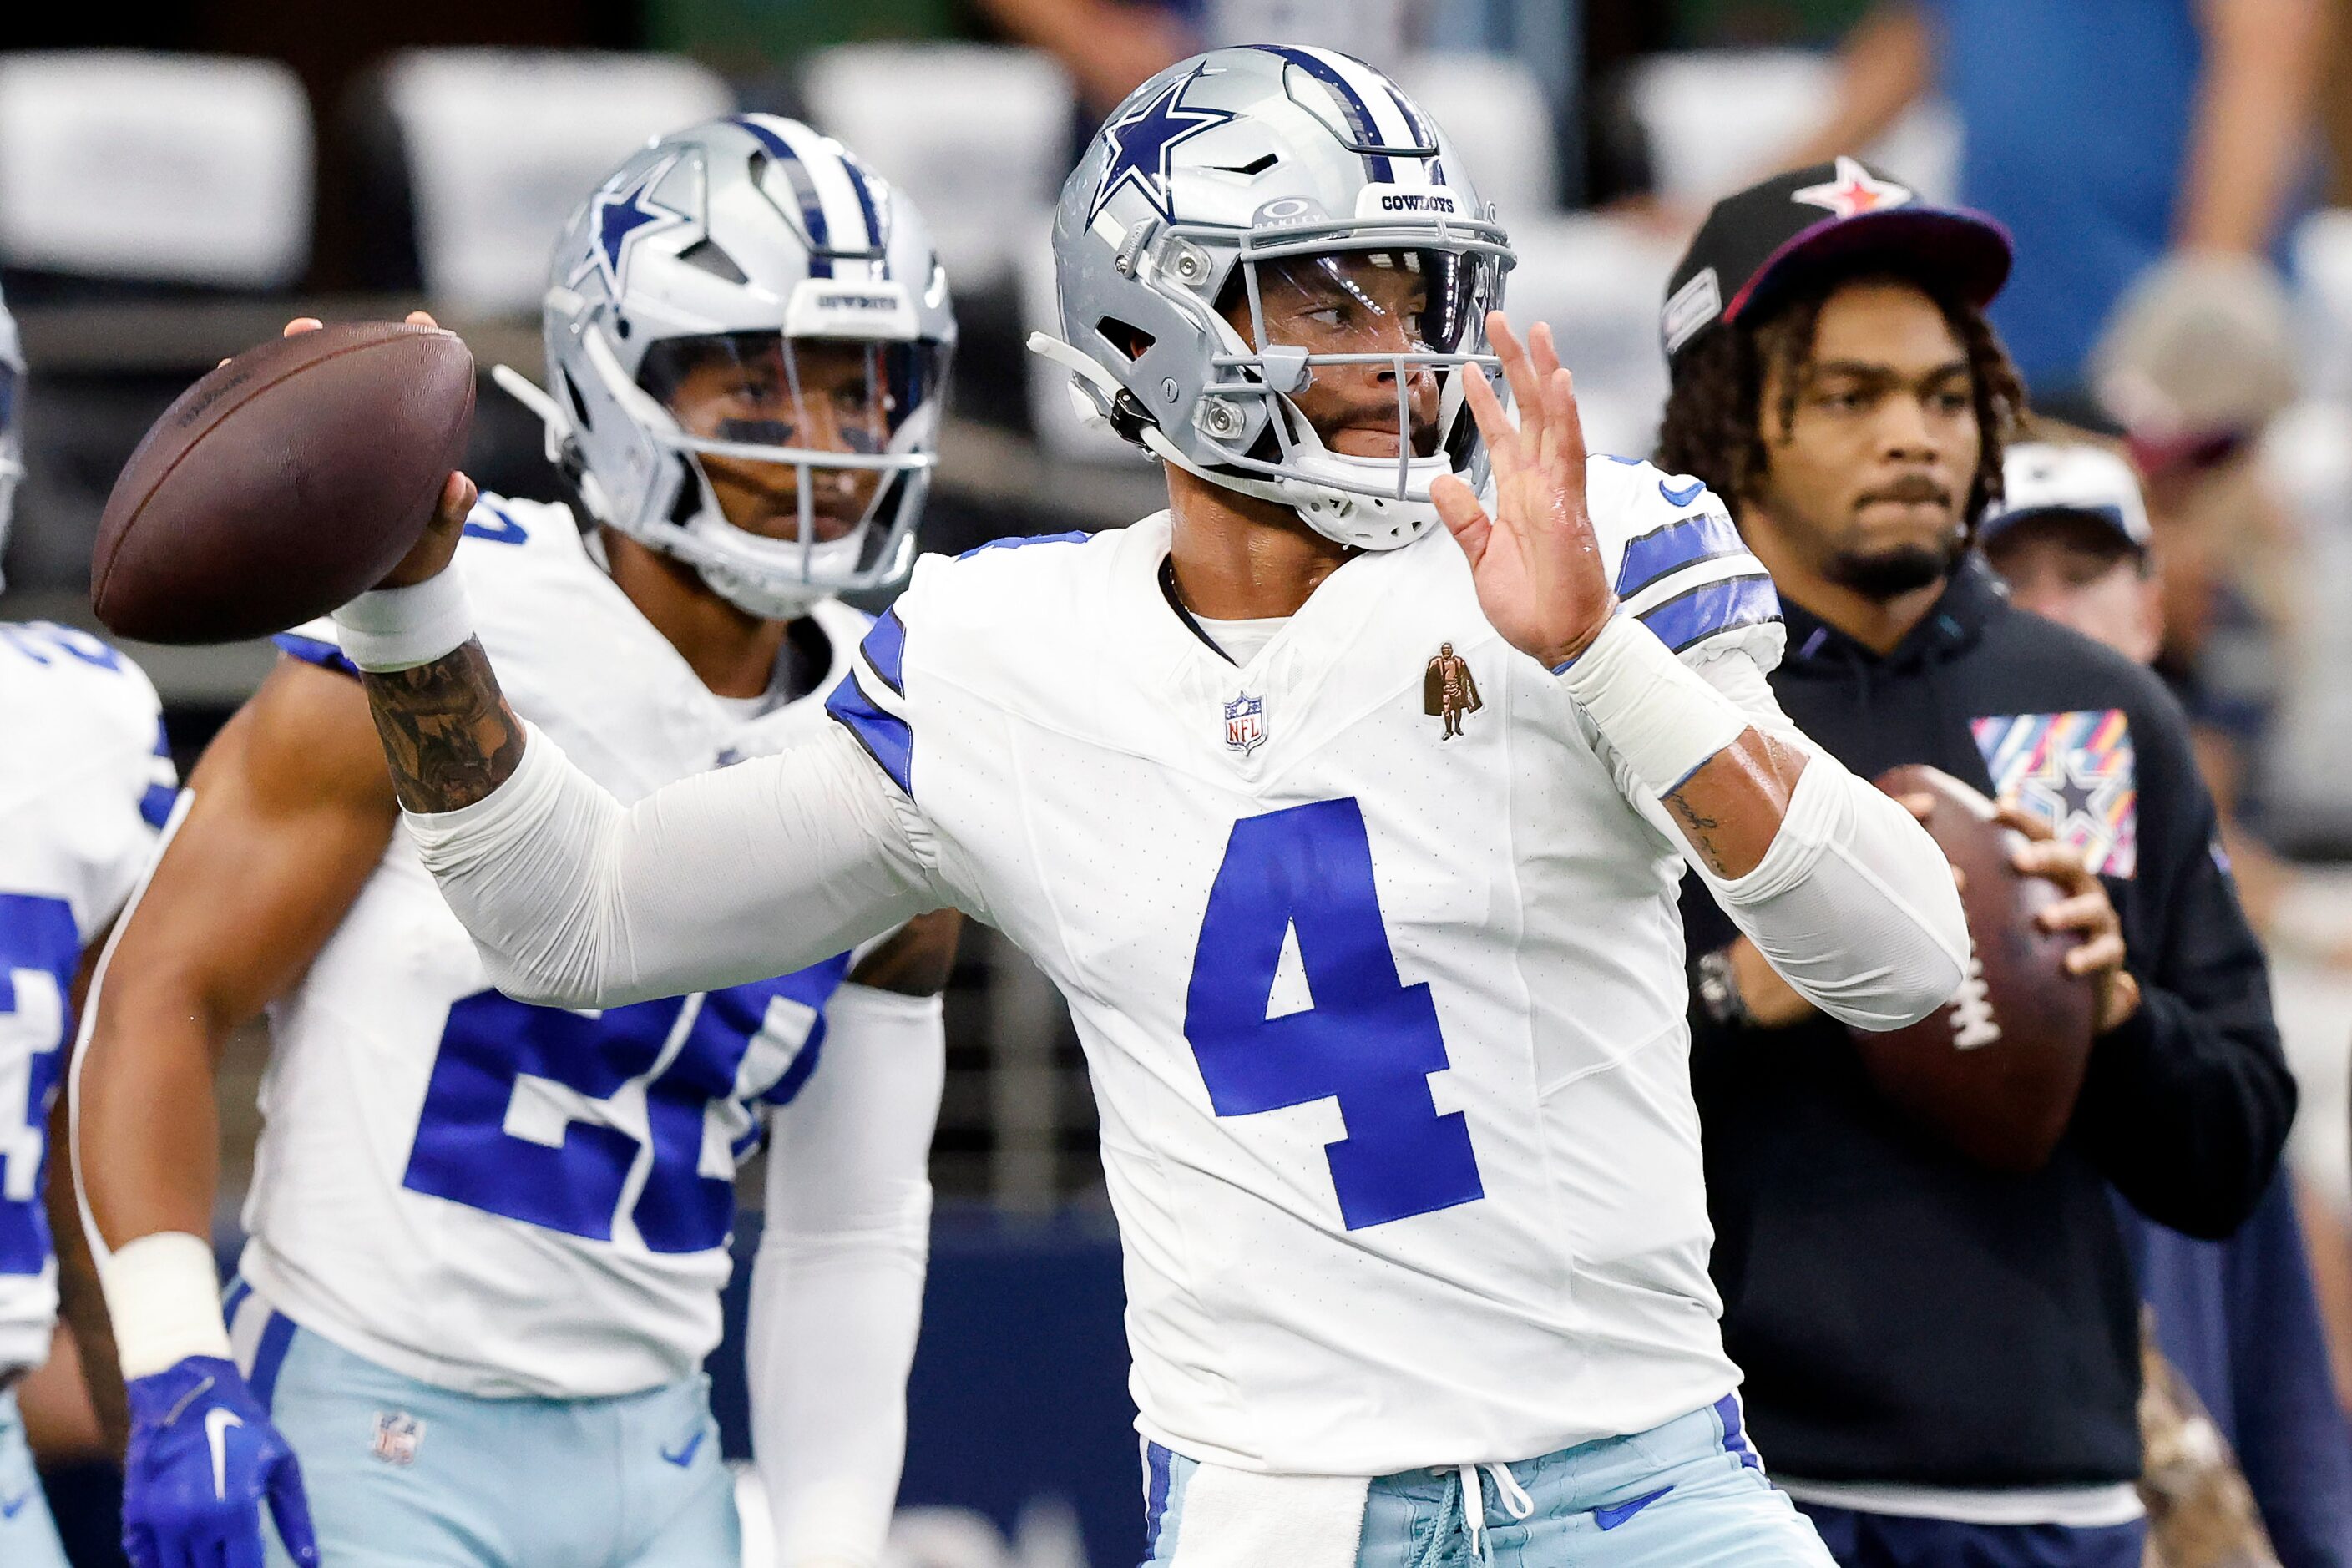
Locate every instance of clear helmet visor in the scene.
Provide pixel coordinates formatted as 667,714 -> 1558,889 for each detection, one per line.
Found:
637,330 -> 945,576
1214,245 -> 1504,491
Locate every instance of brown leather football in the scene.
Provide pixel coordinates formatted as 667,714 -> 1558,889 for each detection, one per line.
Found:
1849,764 -> 2097,1173
91,321 -> 474,644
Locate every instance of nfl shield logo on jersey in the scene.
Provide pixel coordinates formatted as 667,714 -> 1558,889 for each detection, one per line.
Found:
370,1410 -> 426,1466
1223,692 -> 1267,757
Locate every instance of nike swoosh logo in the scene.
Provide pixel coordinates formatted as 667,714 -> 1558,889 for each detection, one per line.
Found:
659,1429 -> 706,1468
1593,1484 -> 1673,1531
205,1407 -> 245,1501
1658,477 -> 1707,509
0,1490 -> 28,1519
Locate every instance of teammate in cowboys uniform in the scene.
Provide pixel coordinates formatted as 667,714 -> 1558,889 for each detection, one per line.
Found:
0,285 -> 180,1568
320,48 -> 1968,1567
73,117 -> 958,1567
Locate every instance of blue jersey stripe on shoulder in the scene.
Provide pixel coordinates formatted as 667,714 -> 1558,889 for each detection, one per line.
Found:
1639,574 -> 1781,655
826,672 -> 913,795
1616,511 -> 1746,600
273,632 -> 359,679
139,783 -> 180,831
953,530 -> 1091,559
862,609 -> 907,695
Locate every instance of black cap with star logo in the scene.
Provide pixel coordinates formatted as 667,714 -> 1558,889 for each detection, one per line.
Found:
1661,155 -> 2014,372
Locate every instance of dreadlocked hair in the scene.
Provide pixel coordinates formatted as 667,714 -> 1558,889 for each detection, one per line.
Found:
1654,268 -> 2026,529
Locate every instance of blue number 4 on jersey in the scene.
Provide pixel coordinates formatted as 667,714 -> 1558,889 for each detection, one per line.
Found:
1185,798 -> 1485,1231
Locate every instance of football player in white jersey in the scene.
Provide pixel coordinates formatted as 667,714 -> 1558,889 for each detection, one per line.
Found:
275,49 -> 1968,1568
0,285 -> 180,1567
71,118 -> 959,1568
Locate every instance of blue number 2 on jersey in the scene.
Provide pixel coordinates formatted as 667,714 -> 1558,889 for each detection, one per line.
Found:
1184,798 -> 1484,1230
0,893 -> 79,1277
402,958 -> 849,1253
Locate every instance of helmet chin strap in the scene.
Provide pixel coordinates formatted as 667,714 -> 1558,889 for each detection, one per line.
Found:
1027,331 -> 1441,550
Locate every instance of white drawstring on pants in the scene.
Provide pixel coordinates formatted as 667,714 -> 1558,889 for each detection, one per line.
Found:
1456,1461 -> 1535,1562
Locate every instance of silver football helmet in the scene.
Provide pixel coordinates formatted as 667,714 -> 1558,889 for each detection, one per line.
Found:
501,115 -> 956,620
1032,46 -> 1514,551
0,288 -> 23,593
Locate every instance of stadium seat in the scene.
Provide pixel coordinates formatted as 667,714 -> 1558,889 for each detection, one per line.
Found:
1627,49 -> 1960,208
1503,213 -> 1686,461
373,49 -> 734,315
2294,209 -> 2352,402
800,44 -> 1075,292
0,52 -> 311,290
1392,53 -> 1560,220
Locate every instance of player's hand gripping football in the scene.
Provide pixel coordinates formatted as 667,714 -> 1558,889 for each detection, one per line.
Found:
1430,314 -> 1616,670
272,311 -> 478,589
121,1355 -> 318,1568
2000,803 -> 2141,1033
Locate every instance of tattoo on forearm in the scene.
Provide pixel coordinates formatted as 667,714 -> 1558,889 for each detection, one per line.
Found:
360,639 -> 525,812
1664,792 -> 1730,876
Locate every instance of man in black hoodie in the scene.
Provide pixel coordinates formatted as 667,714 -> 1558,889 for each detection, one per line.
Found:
1657,159 -> 2296,1568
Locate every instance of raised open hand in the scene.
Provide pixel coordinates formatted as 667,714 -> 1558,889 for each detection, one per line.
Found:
1430,314 -> 1616,669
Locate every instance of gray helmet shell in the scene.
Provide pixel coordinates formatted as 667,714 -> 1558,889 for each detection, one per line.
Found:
521,114 -> 956,619
1035,46 -> 1515,550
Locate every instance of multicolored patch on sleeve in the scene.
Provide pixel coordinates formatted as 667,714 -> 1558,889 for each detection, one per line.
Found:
1970,708 -> 2138,879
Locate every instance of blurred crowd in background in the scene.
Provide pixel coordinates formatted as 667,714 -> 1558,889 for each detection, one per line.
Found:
8,2 -> 2352,1564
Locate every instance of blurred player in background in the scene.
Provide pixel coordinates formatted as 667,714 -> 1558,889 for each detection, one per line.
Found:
325,47 -> 1972,1567
72,117 -> 959,1568
1980,440 -> 2352,1568
1658,160 -> 2295,1568
0,284 -> 179,1566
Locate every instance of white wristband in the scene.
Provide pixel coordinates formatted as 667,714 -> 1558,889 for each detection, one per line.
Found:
1553,609 -> 1751,795
331,570 -> 475,672
97,1231 -> 232,1379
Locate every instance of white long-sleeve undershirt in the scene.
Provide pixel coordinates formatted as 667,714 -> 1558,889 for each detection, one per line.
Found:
405,645 -> 1963,1031
749,980 -> 943,1568
1617,649 -> 1969,1030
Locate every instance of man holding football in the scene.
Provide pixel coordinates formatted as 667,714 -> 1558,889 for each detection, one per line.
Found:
1658,159 -> 2294,1568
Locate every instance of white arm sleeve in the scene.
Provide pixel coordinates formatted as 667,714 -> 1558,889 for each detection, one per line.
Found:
405,723 -> 943,1008
1624,650 -> 1970,1031
751,982 -> 942,1568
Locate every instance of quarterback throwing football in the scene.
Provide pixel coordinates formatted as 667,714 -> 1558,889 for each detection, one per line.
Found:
325,49 -> 1960,1567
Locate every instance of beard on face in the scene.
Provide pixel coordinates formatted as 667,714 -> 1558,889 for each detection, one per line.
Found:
1823,534 -> 1965,599
1819,472 -> 1966,599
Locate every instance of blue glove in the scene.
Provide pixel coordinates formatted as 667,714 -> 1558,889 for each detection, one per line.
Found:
121,1356 -> 317,1568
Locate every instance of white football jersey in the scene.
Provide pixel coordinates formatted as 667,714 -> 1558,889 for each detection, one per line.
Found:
245,495 -> 874,1397
827,457 -> 1782,1474
0,622 -> 173,1372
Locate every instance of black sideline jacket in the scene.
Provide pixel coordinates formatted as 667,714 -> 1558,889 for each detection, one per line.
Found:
1682,557 -> 2295,1489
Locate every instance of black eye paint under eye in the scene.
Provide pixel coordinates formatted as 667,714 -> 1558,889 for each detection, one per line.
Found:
716,417 -> 796,444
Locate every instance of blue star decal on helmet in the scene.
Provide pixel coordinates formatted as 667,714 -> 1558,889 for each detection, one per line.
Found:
591,155 -> 691,291
1090,68 -> 1236,225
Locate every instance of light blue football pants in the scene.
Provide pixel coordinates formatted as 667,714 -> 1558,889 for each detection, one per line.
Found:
0,1388 -> 70,1568
228,1287 -> 737,1568
1145,1395 -> 1834,1568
